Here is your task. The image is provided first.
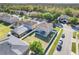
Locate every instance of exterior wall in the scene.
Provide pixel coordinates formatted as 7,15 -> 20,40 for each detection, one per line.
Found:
12,31 -> 28,38
19,31 -> 28,38
35,33 -> 49,40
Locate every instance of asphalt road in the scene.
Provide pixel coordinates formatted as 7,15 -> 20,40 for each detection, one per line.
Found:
53,24 -> 74,55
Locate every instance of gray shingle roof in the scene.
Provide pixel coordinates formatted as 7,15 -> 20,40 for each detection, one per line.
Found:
36,21 -> 52,36
0,13 -> 19,24
0,35 -> 29,55
12,25 -> 29,35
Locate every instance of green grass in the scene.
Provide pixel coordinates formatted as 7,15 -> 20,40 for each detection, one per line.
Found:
73,32 -> 77,39
78,44 -> 79,50
77,32 -> 79,39
23,33 -> 48,50
48,29 -> 63,55
53,27 -> 60,32
48,32 -> 55,39
72,42 -> 76,54
0,21 -> 10,26
0,24 -> 11,41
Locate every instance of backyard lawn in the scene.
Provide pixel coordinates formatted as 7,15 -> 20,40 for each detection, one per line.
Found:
23,33 -> 48,50
48,28 -> 63,55
0,24 -> 11,41
72,42 -> 76,54
23,30 -> 56,51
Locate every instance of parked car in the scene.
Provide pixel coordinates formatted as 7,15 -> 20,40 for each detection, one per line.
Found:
58,40 -> 63,46
62,34 -> 65,38
57,39 -> 63,51
57,45 -> 62,51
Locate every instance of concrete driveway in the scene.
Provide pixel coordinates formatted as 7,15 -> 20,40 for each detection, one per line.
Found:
53,24 -> 74,55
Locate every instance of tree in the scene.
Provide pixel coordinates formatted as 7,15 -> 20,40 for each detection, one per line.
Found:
53,19 -> 59,24
64,8 -> 73,16
43,12 -> 53,20
20,12 -> 24,17
52,12 -> 61,20
24,15 -> 29,19
30,41 -> 44,55
69,17 -> 78,25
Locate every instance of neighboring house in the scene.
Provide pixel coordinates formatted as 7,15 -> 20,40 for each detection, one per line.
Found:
29,11 -> 41,16
32,18 -> 46,22
53,23 -> 63,28
15,10 -> 27,15
73,25 -> 79,30
0,35 -> 29,55
35,21 -> 52,40
57,15 -> 69,24
0,13 -> 19,24
22,20 -> 40,30
11,25 -> 31,38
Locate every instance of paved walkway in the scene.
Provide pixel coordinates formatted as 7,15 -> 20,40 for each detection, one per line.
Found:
53,24 -> 74,55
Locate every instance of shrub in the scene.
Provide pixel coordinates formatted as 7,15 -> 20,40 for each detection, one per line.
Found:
30,41 -> 44,55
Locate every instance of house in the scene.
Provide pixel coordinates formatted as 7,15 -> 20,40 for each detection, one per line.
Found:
0,13 -> 19,24
0,35 -> 29,55
53,23 -> 63,28
72,25 -> 79,30
35,21 -> 52,40
11,25 -> 31,38
22,20 -> 40,30
57,15 -> 69,24
15,10 -> 27,15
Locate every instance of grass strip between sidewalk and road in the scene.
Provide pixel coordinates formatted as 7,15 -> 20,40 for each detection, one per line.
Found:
72,42 -> 76,54
48,29 -> 63,55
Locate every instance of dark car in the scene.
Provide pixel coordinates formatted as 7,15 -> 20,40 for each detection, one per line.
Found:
57,45 -> 62,51
62,34 -> 65,38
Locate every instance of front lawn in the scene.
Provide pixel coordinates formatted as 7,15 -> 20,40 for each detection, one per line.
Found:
53,27 -> 60,32
48,32 -> 56,39
48,28 -> 63,55
72,42 -> 76,54
0,24 -> 11,41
